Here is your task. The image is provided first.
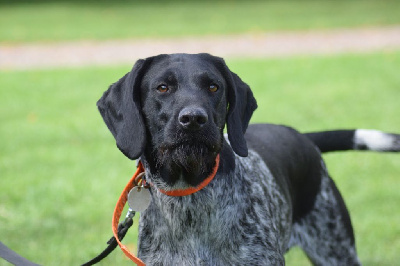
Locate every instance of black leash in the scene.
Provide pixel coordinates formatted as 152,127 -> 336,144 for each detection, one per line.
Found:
0,241 -> 40,266
81,210 -> 136,266
0,211 -> 135,266
0,213 -> 133,266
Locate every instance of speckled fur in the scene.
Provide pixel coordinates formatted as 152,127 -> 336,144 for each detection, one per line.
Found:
139,150 -> 291,265
288,162 -> 361,266
138,148 -> 361,265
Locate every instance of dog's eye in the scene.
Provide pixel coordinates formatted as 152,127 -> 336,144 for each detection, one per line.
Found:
209,84 -> 218,92
157,85 -> 169,93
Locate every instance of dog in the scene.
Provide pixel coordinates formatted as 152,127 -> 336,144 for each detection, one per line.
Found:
97,53 -> 400,265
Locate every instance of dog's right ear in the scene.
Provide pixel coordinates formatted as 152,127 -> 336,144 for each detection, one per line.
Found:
97,59 -> 150,160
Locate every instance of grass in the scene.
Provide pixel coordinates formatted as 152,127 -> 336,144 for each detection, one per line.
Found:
1,51 -> 399,265
1,0 -> 400,43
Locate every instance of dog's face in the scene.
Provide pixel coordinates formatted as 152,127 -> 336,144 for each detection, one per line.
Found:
98,53 -> 257,187
139,55 -> 228,185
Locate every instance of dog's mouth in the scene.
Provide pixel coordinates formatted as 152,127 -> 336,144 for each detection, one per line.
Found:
159,139 -> 219,154
153,137 -> 221,187
159,127 -> 221,158
158,140 -> 219,169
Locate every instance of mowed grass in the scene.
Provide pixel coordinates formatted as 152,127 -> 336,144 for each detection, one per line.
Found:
1,51 -> 399,265
1,0 -> 400,43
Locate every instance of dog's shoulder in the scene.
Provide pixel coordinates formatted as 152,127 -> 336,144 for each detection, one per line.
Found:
244,123 -> 325,221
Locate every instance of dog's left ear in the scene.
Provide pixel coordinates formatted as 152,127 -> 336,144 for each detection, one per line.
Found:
225,70 -> 258,157
97,59 -> 151,160
210,55 -> 257,157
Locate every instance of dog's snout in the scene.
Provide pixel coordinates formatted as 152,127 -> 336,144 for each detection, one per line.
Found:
178,107 -> 208,130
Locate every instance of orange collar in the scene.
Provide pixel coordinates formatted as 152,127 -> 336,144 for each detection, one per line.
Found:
112,154 -> 220,265
157,154 -> 220,197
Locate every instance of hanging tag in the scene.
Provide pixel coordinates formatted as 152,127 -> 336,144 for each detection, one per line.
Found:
127,186 -> 152,212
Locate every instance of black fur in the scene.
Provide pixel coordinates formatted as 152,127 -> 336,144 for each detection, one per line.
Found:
305,130 -> 356,152
97,59 -> 150,160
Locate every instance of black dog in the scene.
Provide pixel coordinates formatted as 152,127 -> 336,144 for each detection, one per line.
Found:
98,53 -> 400,265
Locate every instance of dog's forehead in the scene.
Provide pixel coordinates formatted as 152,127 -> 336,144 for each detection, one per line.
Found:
146,54 -> 223,80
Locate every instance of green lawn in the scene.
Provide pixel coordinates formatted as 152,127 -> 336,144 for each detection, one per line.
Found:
1,0 -> 400,43
0,51 -> 399,265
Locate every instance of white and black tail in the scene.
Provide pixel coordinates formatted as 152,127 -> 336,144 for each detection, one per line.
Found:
305,129 -> 400,153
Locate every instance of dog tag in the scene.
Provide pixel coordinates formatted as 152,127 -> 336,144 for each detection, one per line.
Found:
127,186 -> 152,212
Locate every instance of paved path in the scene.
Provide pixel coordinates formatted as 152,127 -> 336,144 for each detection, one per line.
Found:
1,26 -> 400,70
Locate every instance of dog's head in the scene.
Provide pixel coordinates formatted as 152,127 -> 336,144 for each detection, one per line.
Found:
98,53 -> 257,186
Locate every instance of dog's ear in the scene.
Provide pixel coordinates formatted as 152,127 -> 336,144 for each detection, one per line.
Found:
97,59 -> 150,160
226,71 -> 257,157
208,54 -> 257,157
214,60 -> 257,157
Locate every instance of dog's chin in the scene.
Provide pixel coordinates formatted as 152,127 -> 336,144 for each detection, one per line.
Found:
156,142 -> 220,187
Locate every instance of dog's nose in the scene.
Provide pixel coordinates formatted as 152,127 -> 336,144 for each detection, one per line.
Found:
178,107 -> 208,130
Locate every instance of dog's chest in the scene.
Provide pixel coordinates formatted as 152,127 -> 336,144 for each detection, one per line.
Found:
138,151 -> 291,265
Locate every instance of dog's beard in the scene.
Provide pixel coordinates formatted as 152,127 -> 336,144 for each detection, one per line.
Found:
155,142 -> 219,186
